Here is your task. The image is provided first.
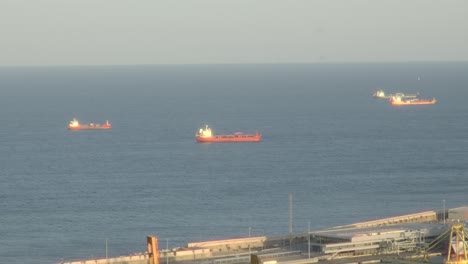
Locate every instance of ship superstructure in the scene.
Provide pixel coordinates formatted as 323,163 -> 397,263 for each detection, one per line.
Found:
68,118 -> 111,130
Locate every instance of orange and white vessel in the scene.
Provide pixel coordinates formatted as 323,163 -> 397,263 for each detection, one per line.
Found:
68,118 -> 111,130
196,125 -> 261,143
390,96 -> 436,106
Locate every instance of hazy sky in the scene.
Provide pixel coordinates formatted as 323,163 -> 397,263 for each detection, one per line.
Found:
1,0 -> 467,66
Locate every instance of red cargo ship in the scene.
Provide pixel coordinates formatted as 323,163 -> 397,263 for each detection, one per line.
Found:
390,96 -> 436,106
68,118 -> 111,130
196,125 -> 261,143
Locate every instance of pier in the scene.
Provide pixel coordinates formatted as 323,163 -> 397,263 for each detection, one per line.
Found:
60,207 -> 468,264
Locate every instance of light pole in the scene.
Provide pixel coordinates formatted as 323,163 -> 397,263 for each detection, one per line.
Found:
443,199 -> 446,224
308,222 -> 310,259
249,227 -> 251,254
289,193 -> 293,245
166,239 -> 169,264
106,238 -> 108,261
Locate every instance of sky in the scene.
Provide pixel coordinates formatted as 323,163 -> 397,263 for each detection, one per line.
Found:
1,0 -> 467,66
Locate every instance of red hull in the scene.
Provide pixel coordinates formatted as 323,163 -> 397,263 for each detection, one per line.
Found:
390,99 -> 436,106
196,134 -> 261,143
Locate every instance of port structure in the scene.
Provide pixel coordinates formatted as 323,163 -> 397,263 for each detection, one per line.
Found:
61,208 -> 468,264
446,224 -> 468,264
421,223 -> 468,264
147,236 -> 160,264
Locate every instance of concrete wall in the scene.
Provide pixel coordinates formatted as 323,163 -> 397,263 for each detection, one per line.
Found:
351,211 -> 437,228
61,253 -> 148,264
166,247 -> 212,261
448,207 -> 468,221
187,236 -> 267,253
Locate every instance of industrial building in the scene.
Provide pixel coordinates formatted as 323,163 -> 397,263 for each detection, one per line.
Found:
310,223 -> 448,256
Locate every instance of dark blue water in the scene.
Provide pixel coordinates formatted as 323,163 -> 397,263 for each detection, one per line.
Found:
1,63 -> 467,263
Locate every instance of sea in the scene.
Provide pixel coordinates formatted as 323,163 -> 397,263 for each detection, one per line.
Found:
0,62 -> 467,264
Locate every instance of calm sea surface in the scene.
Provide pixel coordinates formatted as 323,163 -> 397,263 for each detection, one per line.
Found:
1,63 -> 467,263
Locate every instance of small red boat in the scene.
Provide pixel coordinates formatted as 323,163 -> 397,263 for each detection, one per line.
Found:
390,96 -> 436,106
68,118 -> 111,130
196,125 -> 261,143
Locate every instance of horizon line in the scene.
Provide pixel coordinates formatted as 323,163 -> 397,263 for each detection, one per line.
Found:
1,60 -> 468,68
